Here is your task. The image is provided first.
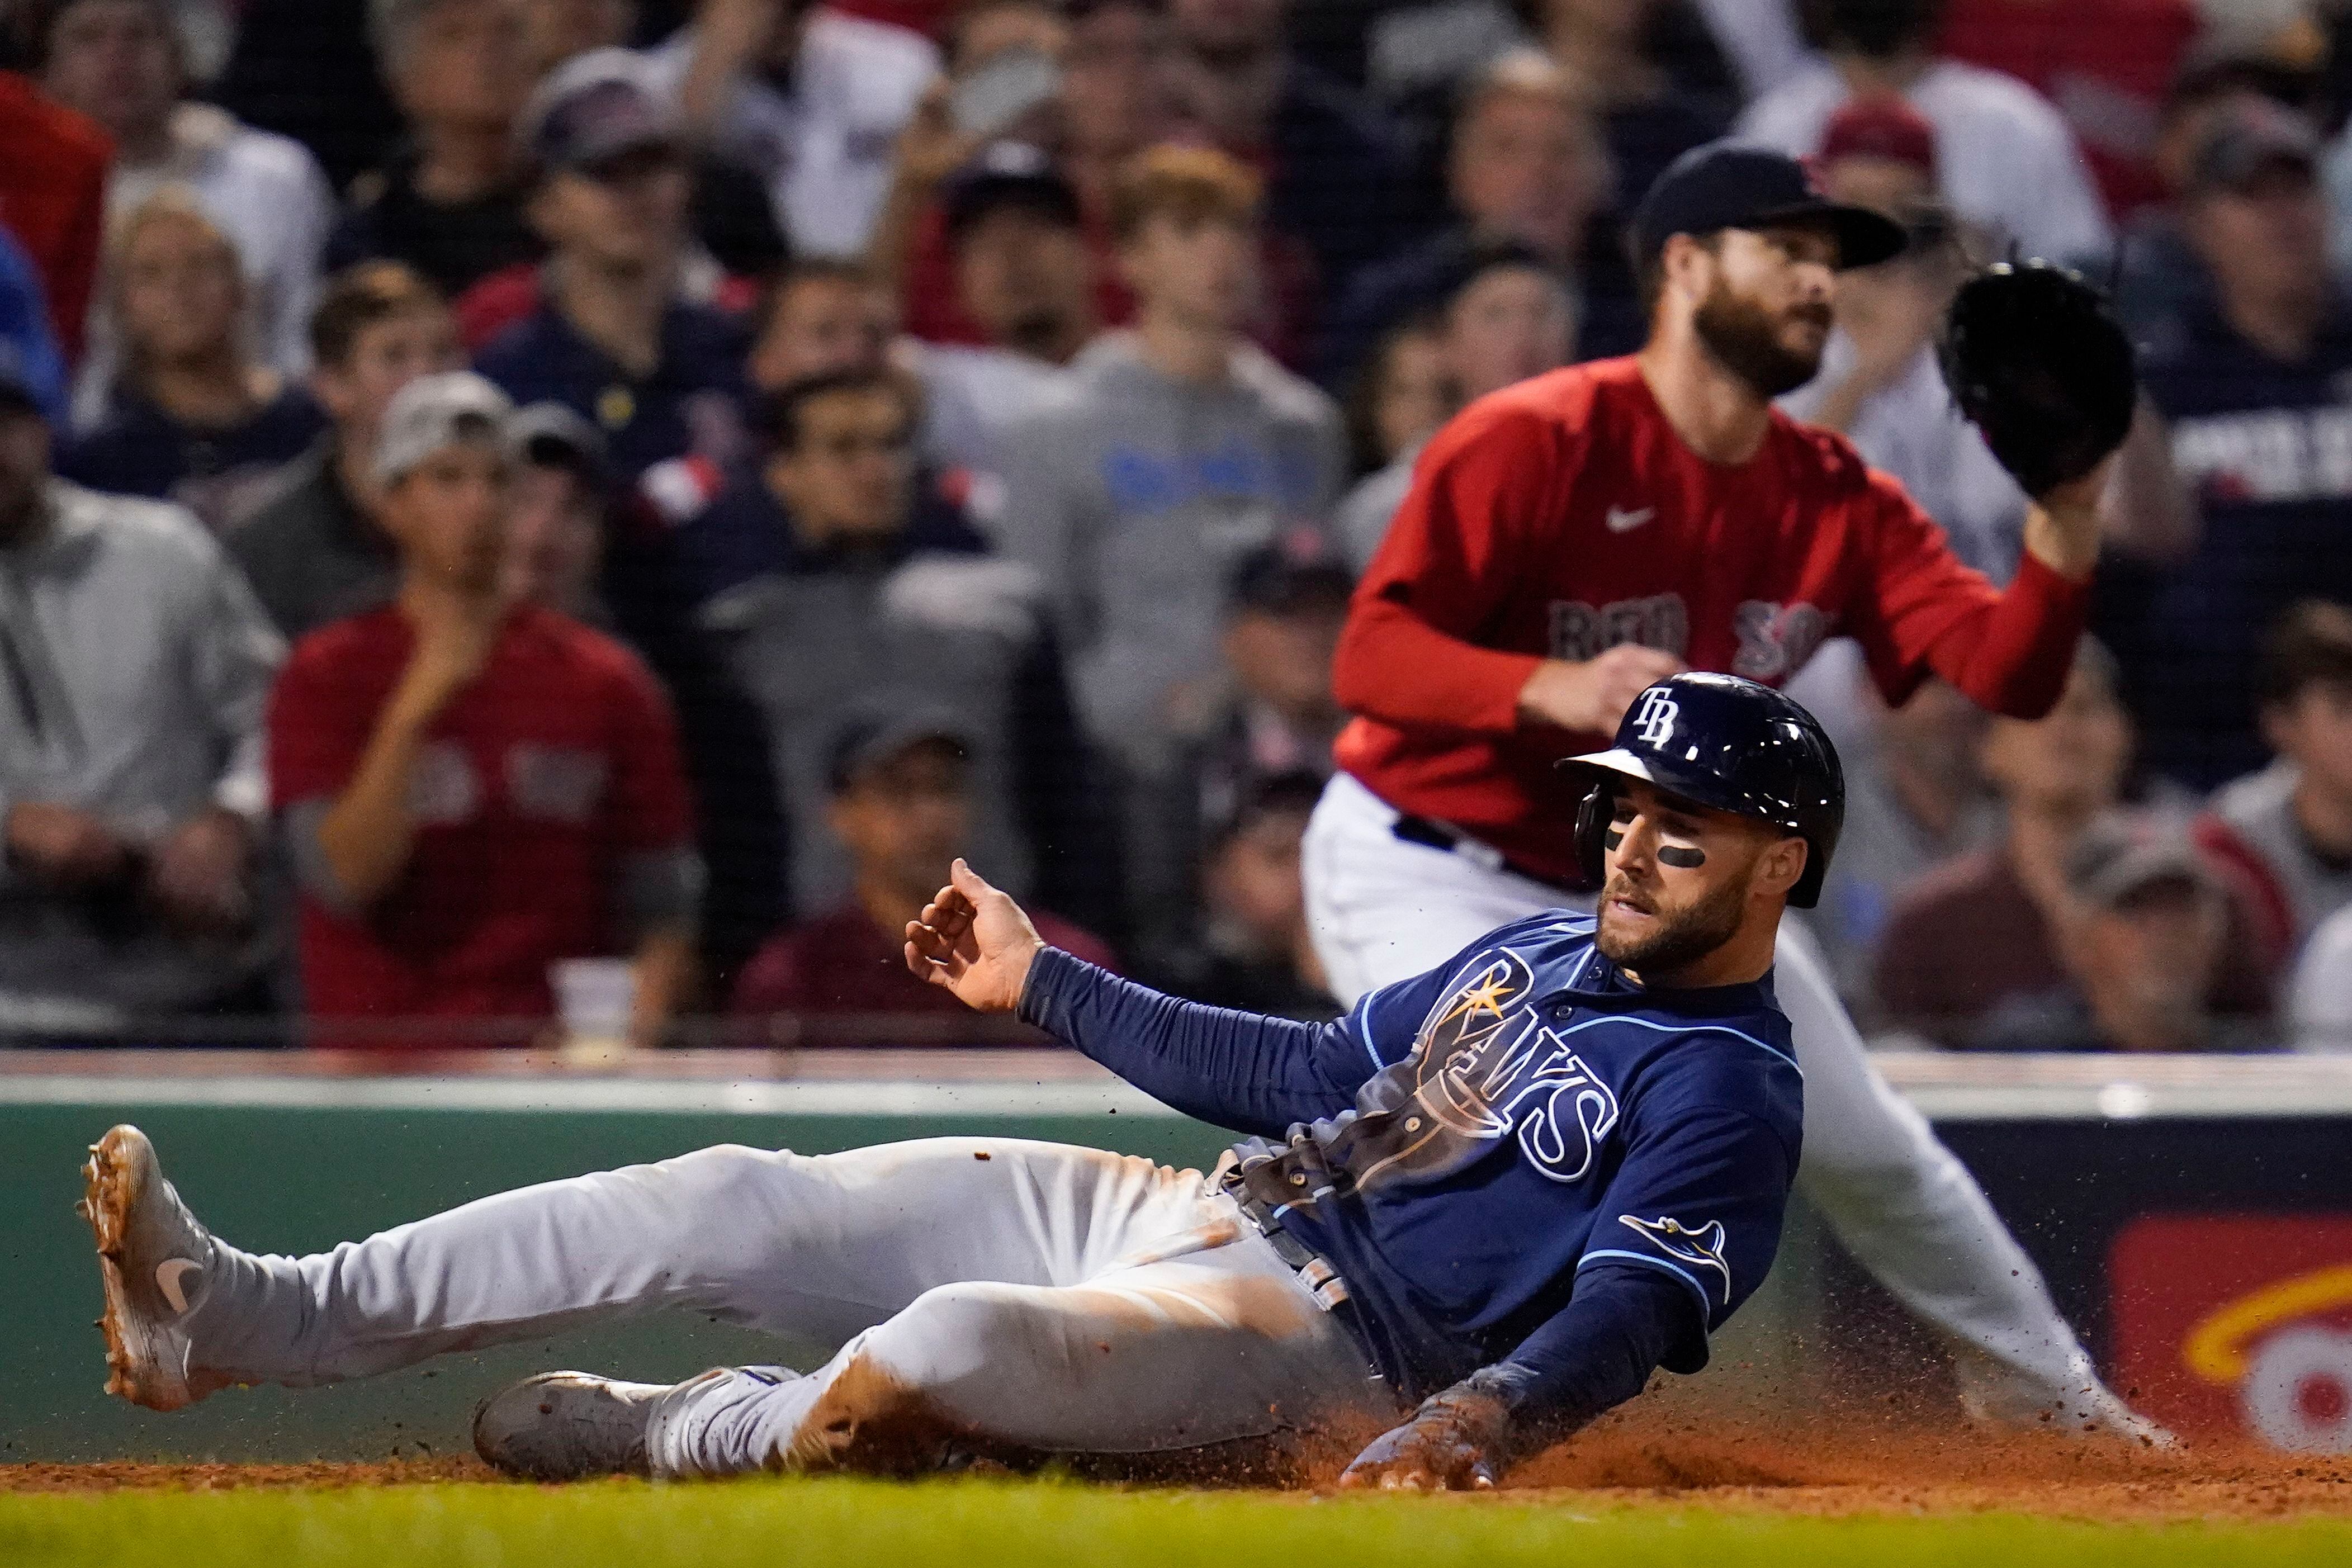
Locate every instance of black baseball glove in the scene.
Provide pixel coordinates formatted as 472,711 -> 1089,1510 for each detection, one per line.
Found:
1938,259 -> 2137,500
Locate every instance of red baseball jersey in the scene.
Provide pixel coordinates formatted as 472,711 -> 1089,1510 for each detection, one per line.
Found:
1333,356 -> 2089,884
269,604 -> 694,1043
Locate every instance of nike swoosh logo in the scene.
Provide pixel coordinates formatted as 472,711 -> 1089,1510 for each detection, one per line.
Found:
155,1258 -> 200,1315
1606,506 -> 1655,534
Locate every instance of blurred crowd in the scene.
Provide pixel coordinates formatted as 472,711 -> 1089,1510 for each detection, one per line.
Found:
8,0 -> 2352,1054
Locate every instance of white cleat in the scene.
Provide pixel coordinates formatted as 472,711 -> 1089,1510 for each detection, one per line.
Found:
78,1124 -> 224,1412
472,1371 -> 679,1480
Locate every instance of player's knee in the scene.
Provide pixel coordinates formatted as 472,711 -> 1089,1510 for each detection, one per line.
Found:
864,1282 -> 1053,1392
646,1143 -> 801,1209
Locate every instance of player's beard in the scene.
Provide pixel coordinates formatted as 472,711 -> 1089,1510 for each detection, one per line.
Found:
1692,281 -> 1831,400
1594,870 -> 1750,978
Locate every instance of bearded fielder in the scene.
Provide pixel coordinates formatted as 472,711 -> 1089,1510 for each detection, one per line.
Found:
88,676 -> 1835,1489
1305,143 -> 2160,1438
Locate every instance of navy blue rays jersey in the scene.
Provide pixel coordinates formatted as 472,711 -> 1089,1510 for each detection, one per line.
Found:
1021,911 -> 1804,1406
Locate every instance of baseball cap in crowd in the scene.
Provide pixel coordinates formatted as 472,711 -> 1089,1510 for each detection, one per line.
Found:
942,142 -> 1085,245
826,705 -> 978,795
1225,539 -> 1355,620
2187,97 -> 2320,195
374,372 -> 518,488
516,48 -> 683,178
2065,813 -> 2220,912
1631,143 -> 1908,271
1817,98 -> 1939,182
512,401 -> 610,490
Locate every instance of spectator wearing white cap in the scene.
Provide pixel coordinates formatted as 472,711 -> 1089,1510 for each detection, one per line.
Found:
39,0 -> 335,419
267,371 -> 702,1048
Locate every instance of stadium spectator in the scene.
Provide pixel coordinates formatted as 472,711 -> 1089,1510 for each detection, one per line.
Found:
1937,0 -> 2200,220
208,0 -> 403,193
1160,0 -> 1421,308
1735,0 -> 2112,263
650,0 -> 939,257
519,0 -> 641,76
0,345 -> 285,1040
1778,98 -> 2027,578
1321,48 -> 1622,390
995,146 -> 1345,775
1873,641 -> 2271,1045
328,0 -> 544,302
0,227 -> 70,427
41,0 -> 335,411
728,709 -> 1114,1030
1334,242 -> 1572,569
2095,97 -> 2352,792
1144,769 -> 1336,1020
695,368 -> 1106,925
0,67 -> 110,363
57,194 -> 324,530
1333,317 -> 1455,569
1970,811 -> 2240,1053
2289,897 -> 2352,1050
231,263 -> 465,639
268,372 -> 701,1049
744,258 -> 896,392
914,144 -> 1098,480
476,49 -> 752,482
2195,601 -> 2352,970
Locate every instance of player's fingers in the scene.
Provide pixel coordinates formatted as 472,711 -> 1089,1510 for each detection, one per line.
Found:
949,858 -> 998,902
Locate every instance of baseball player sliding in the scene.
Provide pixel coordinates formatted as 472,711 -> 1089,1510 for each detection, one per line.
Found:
86,675 -> 1835,1489
1306,141 -> 2152,1434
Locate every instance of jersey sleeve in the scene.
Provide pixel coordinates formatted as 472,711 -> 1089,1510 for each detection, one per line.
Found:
1329,401 -> 1563,736
265,642 -> 375,811
601,648 -> 696,854
1573,1100 -> 1799,1368
1845,468 -> 2089,718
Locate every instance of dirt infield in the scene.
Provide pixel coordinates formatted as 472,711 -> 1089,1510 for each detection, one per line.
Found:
8,1432 -> 2351,1523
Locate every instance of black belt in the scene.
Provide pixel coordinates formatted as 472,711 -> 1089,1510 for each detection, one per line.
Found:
1216,1156 -> 1351,1311
1389,813 -> 1588,896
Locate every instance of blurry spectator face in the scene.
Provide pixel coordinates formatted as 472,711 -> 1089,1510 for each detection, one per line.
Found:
0,405 -> 52,542
1670,225 -> 1838,400
1538,0 -> 1649,48
953,1 -> 1066,72
116,207 -> 243,372
954,207 -> 1092,360
1445,263 -> 1575,401
750,272 -> 894,391
1062,2 -> 1174,159
529,146 -> 693,272
393,0 -> 534,135
1819,154 -> 1934,224
1369,324 -> 1453,465
766,384 -> 917,543
1878,678 -> 1986,789
1120,212 -> 1257,334
1450,80 -> 1608,262
315,306 -> 466,443
1169,0 -> 1283,56
1979,658 -> 2132,819
382,441 -> 515,593
519,0 -> 637,77
2185,163 -> 2329,320
2265,679 -> 2352,811
43,0 -> 180,142
1206,804 -> 1310,954
1222,599 -> 1346,723
2070,878 -> 2225,1052
503,462 -> 602,610
830,740 -> 973,896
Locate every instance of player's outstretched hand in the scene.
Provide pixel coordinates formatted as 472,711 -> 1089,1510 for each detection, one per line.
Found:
903,859 -> 1047,1015
1336,1387 -> 1512,1493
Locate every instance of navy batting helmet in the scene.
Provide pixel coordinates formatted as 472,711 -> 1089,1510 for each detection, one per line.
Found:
1558,673 -> 1845,908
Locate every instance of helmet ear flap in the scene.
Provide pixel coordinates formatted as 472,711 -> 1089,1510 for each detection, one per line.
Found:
1573,780 -> 1614,888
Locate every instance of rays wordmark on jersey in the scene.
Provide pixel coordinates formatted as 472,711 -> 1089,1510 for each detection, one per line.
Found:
1402,951 -> 1622,1183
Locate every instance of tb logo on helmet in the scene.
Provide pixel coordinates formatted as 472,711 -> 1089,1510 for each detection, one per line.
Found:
1632,688 -> 1681,747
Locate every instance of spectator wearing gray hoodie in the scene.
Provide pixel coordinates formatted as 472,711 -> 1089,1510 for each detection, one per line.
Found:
993,145 -> 1345,779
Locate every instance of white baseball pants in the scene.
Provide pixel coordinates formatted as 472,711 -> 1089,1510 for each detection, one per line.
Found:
1302,771 -> 2117,1424
181,1139 -> 1399,1477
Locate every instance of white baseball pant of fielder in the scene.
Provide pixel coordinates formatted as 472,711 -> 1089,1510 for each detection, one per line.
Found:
179,1137 -> 1403,1476
1303,770 -> 2136,1429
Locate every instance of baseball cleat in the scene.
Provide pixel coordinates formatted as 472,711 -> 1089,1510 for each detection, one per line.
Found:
79,1124 -> 223,1412
472,1371 -> 676,1480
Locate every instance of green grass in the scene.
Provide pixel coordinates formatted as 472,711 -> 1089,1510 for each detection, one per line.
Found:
4,1477 -> 2351,1568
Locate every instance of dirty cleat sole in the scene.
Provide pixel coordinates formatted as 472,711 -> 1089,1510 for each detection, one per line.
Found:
79,1125 -> 224,1413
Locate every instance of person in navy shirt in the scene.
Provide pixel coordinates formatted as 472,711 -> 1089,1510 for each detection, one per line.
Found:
79,677 -> 1825,1489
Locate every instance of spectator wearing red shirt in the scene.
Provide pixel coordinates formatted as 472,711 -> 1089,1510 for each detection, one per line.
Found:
268,372 -> 702,1048
0,70 -> 110,363
732,709 -> 1114,1031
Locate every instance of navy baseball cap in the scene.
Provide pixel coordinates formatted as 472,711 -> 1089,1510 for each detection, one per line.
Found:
942,143 -> 1083,244
517,48 -> 683,178
1632,143 -> 1908,272
826,705 -> 977,794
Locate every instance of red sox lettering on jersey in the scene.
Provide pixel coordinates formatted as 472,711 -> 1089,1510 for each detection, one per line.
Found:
1333,356 -> 2092,884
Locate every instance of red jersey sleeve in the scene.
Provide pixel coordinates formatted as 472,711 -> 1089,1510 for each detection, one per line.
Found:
266,637 -> 378,810
1331,400 -> 1564,735
1845,469 -> 2091,720
599,647 -> 695,853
